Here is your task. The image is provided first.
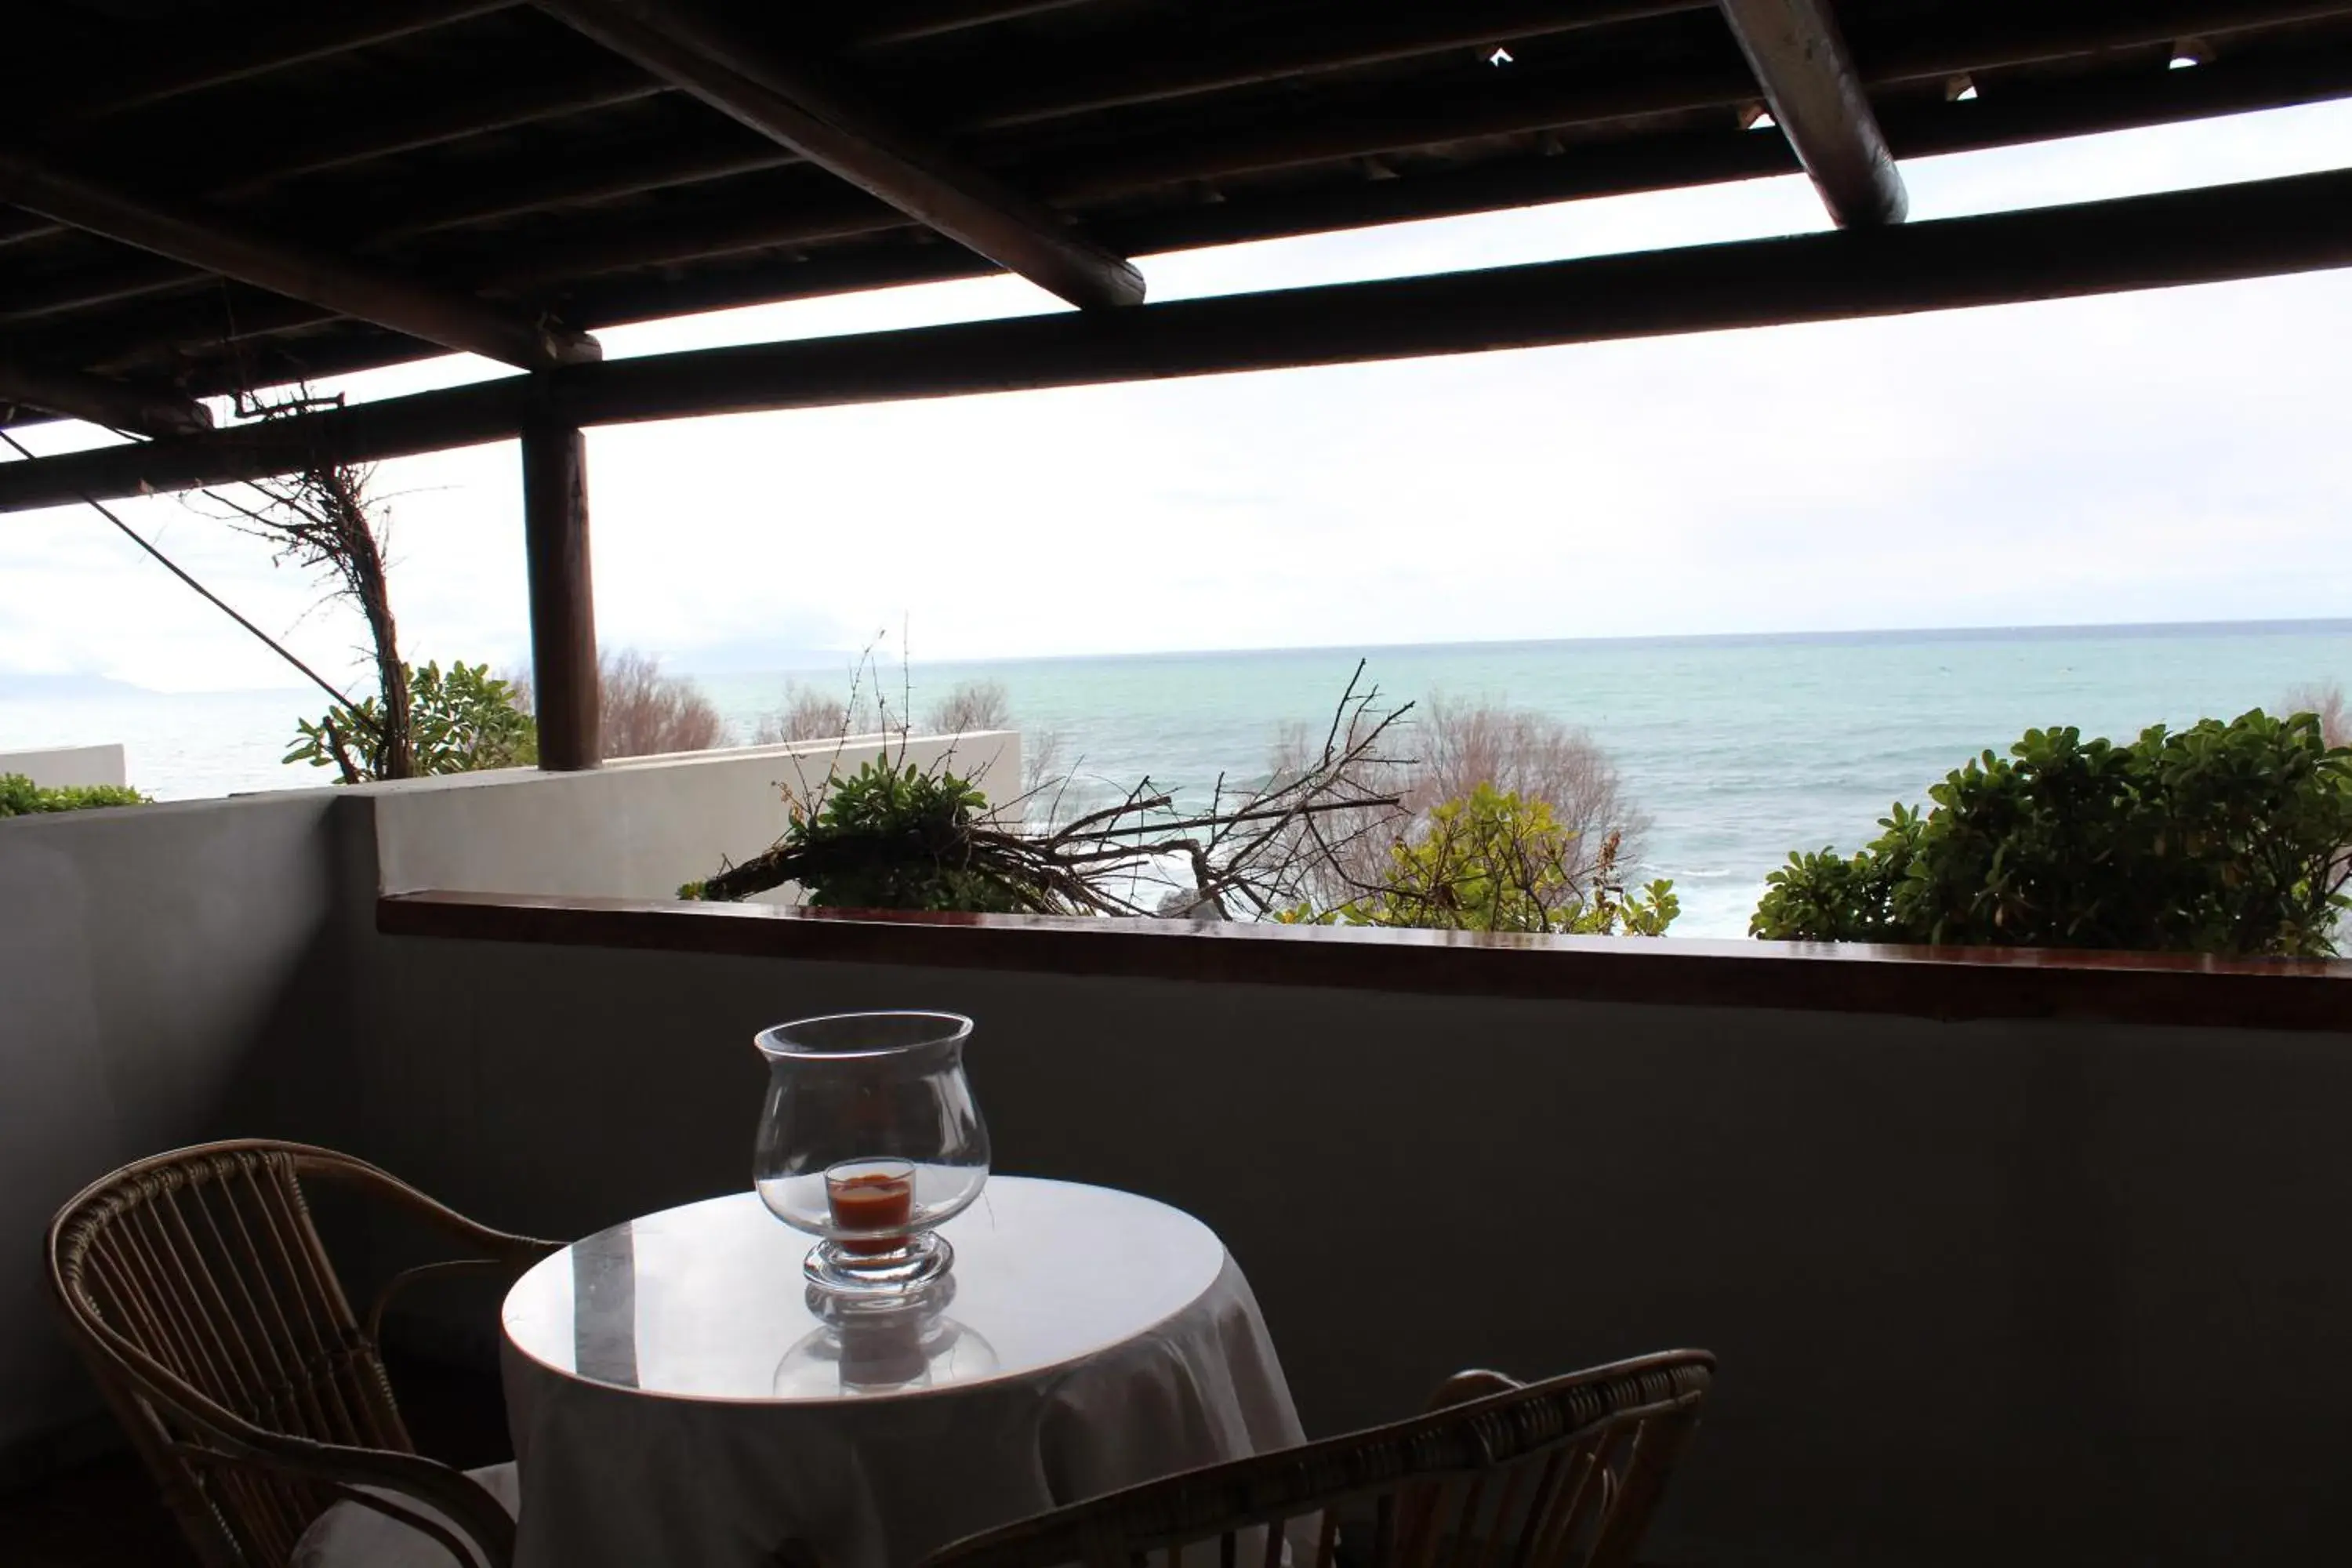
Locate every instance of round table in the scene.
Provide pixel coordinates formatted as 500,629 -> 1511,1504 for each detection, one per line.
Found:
499,1178 -> 1305,1568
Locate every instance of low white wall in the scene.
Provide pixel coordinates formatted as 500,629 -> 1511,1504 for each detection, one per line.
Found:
0,745 -> 126,790
368,731 -> 1018,903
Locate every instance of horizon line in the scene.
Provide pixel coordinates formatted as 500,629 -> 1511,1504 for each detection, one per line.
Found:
9,613 -> 2350,697
691,614 -> 2352,677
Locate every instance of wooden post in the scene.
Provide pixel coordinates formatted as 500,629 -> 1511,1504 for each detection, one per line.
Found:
520,405 -> 600,770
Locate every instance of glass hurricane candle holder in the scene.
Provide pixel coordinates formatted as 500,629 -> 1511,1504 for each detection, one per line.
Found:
753,1011 -> 989,1298
771,1279 -> 1000,1398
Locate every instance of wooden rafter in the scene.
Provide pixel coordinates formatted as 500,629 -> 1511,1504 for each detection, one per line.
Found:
3,164 -> 2348,514
67,0 -> 521,122
0,358 -> 212,437
959,0 -> 1708,130
0,65 -> 662,256
845,1 -> 1098,49
1716,0 -> 1907,226
5,0 -> 2325,264
530,0 -> 1145,310
0,145 -> 600,371
20,31 -> 2352,395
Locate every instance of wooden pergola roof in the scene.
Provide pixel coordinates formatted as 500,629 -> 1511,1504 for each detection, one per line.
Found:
8,0 -> 2352,771
5,0 -> 2350,437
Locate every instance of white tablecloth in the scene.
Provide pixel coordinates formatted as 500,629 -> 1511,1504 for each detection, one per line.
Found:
499,1179 -> 1303,1568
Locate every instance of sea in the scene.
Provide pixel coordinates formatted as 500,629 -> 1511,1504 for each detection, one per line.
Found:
7,619 -> 2347,940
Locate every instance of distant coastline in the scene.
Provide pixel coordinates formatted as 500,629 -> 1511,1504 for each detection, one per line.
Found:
7,617 -> 2350,696
0,672 -> 153,699
737,616 -> 2352,678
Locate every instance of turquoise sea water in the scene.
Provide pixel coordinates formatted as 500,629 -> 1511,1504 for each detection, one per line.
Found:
8,620 -> 2348,938
695,620 -> 2352,938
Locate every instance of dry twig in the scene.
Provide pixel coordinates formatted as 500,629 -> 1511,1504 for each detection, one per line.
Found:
693,662 -> 1411,916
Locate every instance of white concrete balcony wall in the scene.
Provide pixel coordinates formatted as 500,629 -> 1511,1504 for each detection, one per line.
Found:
366,731 -> 1018,904
0,744 -> 126,789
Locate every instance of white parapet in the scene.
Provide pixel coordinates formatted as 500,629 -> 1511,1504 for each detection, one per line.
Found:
365,730 -> 1022,905
0,743 -> 127,789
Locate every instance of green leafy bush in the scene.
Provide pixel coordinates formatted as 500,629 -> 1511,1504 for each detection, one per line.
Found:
1751,711 -> 2352,956
289,661 -> 537,782
683,759 -> 1028,911
0,773 -> 149,817
1280,785 -> 1679,936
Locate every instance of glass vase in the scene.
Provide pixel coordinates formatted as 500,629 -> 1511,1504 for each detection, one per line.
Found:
753,1011 -> 989,1298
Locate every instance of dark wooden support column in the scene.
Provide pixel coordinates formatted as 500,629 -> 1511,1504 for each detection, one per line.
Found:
1717,0 -> 1907,226
519,404 -> 600,770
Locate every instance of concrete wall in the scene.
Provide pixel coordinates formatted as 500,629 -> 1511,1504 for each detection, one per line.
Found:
10,732 -> 2351,1561
367,731 -> 1017,903
0,744 -> 127,790
349,934 -> 2352,1568
0,787 -> 369,1479
0,733 -> 1017,1479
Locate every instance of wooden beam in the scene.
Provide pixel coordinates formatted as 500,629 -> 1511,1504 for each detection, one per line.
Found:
73,0 -> 2320,289
262,19 -> 2352,291
5,165 -> 2350,514
532,34 -> 2352,328
10,0 -> 2328,265
0,358 -> 212,437
0,64 -> 662,255
956,0 -> 1712,129
844,1 -> 1097,49
68,0 -> 522,122
1717,0 -> 1907,226
530,0 -> 1145,310
387,39 -> 2352,311
30,39 -> 2352,393
0,146 -> 601,370
521,403 -> 601,770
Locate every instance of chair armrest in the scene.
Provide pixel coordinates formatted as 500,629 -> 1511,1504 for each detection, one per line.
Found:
365,1251 -> 559,1345
1424,1369 -> 1524,1412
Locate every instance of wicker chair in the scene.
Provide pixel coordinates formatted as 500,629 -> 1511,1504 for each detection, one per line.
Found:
45,1140 -> 558,1568
924,1351 -> 1715,1568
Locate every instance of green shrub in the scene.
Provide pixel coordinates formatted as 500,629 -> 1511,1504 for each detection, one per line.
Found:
289,660 -> 537,782
1281,784 -> 1678,936
1751,711 -> 2352,956
0,773 -> 148,817
683,758 -> 1028,912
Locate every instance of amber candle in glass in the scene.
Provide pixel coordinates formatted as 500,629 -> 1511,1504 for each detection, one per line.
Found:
826,1159 -> 915,1254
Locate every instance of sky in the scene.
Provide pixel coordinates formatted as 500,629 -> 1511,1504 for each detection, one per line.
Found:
5,96 -> 2352,693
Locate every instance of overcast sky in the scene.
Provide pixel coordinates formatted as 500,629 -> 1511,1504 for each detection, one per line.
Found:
5,97 -> 2352,693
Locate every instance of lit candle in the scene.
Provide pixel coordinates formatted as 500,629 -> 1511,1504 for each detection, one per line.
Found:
825,1159 -> 914,1254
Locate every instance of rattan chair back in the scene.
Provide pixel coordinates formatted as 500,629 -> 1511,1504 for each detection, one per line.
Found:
46,1139 -> 556,1568
925,1351 -> 1714,1568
